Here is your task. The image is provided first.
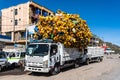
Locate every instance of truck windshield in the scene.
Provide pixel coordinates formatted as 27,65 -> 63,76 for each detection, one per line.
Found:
8,52 -> 20,58
27,44 -> 49,56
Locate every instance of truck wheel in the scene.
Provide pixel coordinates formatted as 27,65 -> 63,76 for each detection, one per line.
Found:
74,60 -> 80,68
49,65 -> 60,75
0,66 -> 2,72
12,63 -> 18,68
100,57 -> 103,62
11,63 -> 15,68
97,57 -> 100,63
86,59 -> 90,65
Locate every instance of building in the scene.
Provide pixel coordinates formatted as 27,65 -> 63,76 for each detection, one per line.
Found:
89,35 -> 100,47
0,35 -> 11,51
1,1 -> 54,42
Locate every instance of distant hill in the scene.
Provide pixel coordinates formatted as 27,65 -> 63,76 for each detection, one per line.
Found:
92,34 -> 120,54
105,42 -> 120,54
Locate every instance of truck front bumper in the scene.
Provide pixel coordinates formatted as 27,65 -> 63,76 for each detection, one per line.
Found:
24,66 -> 50,73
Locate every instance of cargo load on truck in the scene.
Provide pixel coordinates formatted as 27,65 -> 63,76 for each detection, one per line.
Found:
31,10 -> 92,49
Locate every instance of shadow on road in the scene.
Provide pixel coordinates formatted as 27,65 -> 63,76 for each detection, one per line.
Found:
28,66 -> 76,77
28,72 -> 50,77
1,56 -> 112,77
28,63 -> 97,77
0,61 -> 101,77
0,67 -> 28,76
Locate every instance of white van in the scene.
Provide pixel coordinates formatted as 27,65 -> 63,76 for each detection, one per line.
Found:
7,52 -> 26,67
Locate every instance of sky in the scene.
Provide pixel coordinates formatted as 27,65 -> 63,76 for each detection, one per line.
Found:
0,0 -> 120,46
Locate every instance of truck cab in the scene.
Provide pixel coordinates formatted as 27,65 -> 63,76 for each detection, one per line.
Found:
25,42 -> 61,74
0,51 -> 8,71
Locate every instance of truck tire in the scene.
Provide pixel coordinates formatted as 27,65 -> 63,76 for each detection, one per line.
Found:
86,59 -> 90,65
32,72 -> 38,75
100,57 -> 103,62
97,57 -> 101,63
11,63 -> 18,68
0,66 -> 2,72
49,65 -> 60,75
74,59 -> 80,68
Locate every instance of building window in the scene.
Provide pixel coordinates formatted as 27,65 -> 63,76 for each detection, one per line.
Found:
6,32 -> 11,37
42,10 -> 48,16
14,19 -> 18,26
35,8 -> 41,14
49,13 -> 51,16
14,9 -> 18,15
21,32 -> 26,39
19,18 -> 21,21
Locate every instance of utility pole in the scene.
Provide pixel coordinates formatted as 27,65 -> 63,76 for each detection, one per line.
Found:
26,26 -> 28,49
12,8 -> 15,42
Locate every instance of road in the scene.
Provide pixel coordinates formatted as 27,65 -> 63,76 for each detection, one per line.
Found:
0,54 -> 120,80
90,55 -> 120,80
91,64 -> 120,80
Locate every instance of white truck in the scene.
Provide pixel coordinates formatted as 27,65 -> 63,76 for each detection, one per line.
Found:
81,47 -> 104,65
25,42 -> 82,75
25,41 -> 104,75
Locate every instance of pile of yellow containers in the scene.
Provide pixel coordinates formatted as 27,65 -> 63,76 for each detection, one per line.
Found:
34,10 -> 92,49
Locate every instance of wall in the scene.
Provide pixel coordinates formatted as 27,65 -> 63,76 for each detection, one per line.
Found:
1,2 -> 29,33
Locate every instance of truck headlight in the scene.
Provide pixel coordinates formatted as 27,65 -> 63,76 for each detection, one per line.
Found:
43,60 -> 48,68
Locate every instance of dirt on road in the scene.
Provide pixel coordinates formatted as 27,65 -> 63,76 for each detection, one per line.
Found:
0,54 -> 120,80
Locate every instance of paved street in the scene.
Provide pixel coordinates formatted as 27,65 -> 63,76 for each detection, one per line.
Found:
90,55 -> 120,80
0,54 -> 120,80
91,64 -> 120,80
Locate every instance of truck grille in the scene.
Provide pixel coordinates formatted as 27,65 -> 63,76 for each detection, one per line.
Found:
28,65 -> 43,68
27,56 -> 43,63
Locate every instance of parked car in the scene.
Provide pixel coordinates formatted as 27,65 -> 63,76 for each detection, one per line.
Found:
0,51 -> 8,71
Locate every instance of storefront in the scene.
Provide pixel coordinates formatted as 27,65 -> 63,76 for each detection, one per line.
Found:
0,35 -> 11,51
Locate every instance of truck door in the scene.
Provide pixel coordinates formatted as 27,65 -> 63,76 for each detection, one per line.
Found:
50,45 -> 59,67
